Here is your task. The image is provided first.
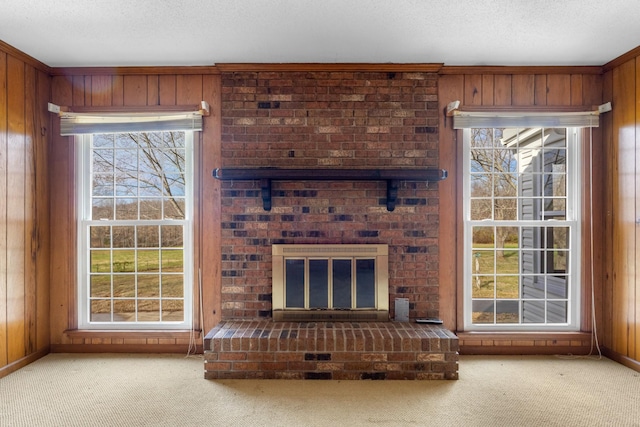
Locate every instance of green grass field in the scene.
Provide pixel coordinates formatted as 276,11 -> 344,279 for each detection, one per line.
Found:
88,249 -> 184,320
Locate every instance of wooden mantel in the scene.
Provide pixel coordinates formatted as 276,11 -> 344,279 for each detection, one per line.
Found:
212,168 -> 448,211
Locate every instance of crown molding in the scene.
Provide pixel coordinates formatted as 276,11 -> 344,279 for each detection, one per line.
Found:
215,63 -> 443,73
0,40 -> 52,74
439,65 -> 603,75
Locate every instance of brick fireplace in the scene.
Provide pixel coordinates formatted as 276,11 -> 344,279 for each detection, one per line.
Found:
204,69 -> 459,379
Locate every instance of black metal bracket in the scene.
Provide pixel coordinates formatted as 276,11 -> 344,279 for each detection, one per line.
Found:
213,168 -> 448,212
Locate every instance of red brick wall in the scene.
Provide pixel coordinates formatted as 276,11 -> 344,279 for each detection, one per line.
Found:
220,71 -> 440,320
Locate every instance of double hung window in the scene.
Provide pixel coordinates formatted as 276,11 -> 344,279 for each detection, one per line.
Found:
463,127 -> 581,330
77,131 -> 193,329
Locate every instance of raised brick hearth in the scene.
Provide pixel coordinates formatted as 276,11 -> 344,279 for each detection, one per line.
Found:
204,320 -> 459,380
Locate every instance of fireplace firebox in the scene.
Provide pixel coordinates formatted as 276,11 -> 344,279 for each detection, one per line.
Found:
272,244 -> 389,321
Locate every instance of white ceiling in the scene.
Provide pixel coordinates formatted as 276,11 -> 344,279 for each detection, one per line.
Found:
1,0 -> 639,68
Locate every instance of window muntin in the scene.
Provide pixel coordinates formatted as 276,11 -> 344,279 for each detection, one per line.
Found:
78,131 -> 193,329
463,128 -> 580,330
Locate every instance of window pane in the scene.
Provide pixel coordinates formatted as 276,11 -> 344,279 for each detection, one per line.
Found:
137,299 -> 160,321
356,259 -> 375,308
162,250 -> 183,272
137,226 -> 159,248
90,226 -> 111,248
138,250 -> 160,273
90,275 -> 111,297
113,274 -> 135,298
113,299 -> 136,322
472,300 -> 494,324
161,225 -> 183,247
92,199 -> 114,220
309,259 -> 328,309
164,198 -> 185,220
139,199 -> 162,220
472,275 -> 494,298
332,259 -> 352,309
112,226 -> 134,248
496,300 -> 519,323
162,275 -> 184,298
113,250 -> 135,273
90,250 -> 110,273
115,198 -> 138,220
162,300 -> 184,321
285,259 -> 305,308
90,300 -> 111,322
496,276 -> 518,298
138,274 -> 160,297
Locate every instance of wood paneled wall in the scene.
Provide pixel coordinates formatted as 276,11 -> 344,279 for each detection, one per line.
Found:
438,69 -> 604,353
601,56 -> 640,369
49,71 -> 222,351
0,45 -> 51,377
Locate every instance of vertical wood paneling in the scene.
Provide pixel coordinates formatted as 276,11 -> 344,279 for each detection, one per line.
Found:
49,75 -> 74,342
0,52 -> 7,367
546,74 -> 571,105
111,76 -> 124,106
159,75 -> 176,106
601,70 -> 614,349
147,75 -> 159,106
481,75 -> 494,106
6,56 -> 26,363
176,75 -> 203,105
534,75 -> 547,105
438,74 -> 464,330
0,48 -> 49,376
123,75 -> 147,106
512,75 -> 535,106
35,70 -> 50,350
570,75 -> 584,106
201,74 -> 222,332
91,76 -> 112,106
611,60 -> 636,357
493,75 -> 512,105
24,65 -> 36,354
72,76 -> 85,107
635,56 -> 640,360
464,74 -> 482,106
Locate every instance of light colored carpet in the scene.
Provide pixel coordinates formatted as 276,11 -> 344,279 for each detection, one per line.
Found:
1,353 -> 638,426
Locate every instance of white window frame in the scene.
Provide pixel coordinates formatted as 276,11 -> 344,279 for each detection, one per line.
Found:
77,131 -> 194,330
462,127 -> 581,331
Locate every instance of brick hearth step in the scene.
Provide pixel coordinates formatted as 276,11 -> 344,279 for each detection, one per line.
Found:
204,320 -> 459,380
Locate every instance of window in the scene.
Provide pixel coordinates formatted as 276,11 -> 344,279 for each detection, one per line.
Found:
463,127 -> 580,330
77,131 -> 193,329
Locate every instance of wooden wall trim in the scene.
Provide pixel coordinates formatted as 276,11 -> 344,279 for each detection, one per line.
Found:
0,40 -> 51,74
460,345 -> 591,355
216,63 -> 444,72
63,330 -> 202,340
440,66 -> 603,75
457,331 -> 593,341
0,348 -> 49,380
50,344 -> 202,353
50,66 -> 220,76
603,45 -> 640,72
602,347 -> 640,374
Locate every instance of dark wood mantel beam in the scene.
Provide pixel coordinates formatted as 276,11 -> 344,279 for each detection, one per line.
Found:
213,168 -> 448,211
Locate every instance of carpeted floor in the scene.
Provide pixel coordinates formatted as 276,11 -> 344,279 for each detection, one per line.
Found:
0,353 -> 638,426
